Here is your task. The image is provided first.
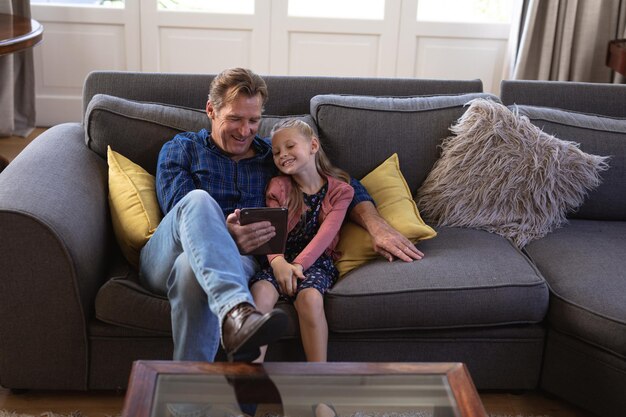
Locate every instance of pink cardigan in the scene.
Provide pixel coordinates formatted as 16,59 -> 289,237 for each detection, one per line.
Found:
265,175 -> 354,271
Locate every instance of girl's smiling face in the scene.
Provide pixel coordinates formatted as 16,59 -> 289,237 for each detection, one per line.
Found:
271,128 -> 319,176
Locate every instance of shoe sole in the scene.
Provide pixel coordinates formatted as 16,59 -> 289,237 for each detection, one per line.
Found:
227,309 -> 288,362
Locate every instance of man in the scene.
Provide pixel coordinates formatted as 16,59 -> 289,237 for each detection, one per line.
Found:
139,68 -> 424,363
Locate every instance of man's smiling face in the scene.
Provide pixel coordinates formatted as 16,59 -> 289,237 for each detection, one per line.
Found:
206,92 -> 263,161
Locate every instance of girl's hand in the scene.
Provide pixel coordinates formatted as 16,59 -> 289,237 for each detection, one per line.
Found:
271,257 -> 303,297
292,263 -> 305,280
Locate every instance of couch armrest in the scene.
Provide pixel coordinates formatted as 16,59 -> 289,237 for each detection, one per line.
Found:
0,123 -> 110,390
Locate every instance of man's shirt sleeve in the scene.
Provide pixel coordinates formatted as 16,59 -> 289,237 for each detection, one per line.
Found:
156,136 -> 197,214
348,177 -> 375,212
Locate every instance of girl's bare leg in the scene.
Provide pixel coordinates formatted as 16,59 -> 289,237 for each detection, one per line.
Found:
250,280 -> 280,362
294,288 -> 328,362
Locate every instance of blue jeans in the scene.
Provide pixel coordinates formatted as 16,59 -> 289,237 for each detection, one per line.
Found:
139,189 -> 259,361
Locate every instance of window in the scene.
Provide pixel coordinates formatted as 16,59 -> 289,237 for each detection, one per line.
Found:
32,0 -> 123,6
417,0 -> 514,23
157,0 -> 254,14
288,0 -> 385,20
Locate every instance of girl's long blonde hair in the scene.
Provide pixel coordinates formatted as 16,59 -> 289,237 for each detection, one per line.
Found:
270,119 -> 350,220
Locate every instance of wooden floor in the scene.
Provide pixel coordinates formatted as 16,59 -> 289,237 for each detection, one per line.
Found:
0,127 -> 46,163
0,132 -> 595,417
0,386 -> 595,417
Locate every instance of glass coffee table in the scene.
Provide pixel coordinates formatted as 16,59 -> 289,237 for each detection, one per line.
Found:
122,361 -> 487,417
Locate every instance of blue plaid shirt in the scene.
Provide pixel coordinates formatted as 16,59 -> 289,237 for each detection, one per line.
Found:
156,129 -> 373,218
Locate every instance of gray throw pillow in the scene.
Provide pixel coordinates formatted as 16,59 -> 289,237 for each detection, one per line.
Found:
311,92 -> 498,193
416,98 -> 609,248
85,94 -> 209,175
85,94 -> 317,175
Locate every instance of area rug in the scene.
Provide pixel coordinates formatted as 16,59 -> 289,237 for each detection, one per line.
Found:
0,412 -> 551,417
0,412 -> 85,417
260,413 -> 551,417
0,412 -> 119,417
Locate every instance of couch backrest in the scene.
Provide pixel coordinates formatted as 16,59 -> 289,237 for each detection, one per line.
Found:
83,71 -> 483,118
501,80 -> 626,118
83,71 -> 484,178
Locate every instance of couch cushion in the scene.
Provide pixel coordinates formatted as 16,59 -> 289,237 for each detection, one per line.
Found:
85,94 -> 209,175
97,226 -> 549,337
326,226 -> 549,332
95,261 -> 304,337
513,105 -> 626,221
85,94 -> 317,175
310,92 -> 498,194
107,146 -> 161,268
95,264 -> 171,335
335,153 -> 436,277
525,220 -> 626,358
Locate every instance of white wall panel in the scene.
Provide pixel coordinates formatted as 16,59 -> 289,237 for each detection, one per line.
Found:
270,0 -> 401,76
38,23 -> 126,91
159,28 -> 252,73
414,37 -> 507,93
287,33 -> 379,77
140,0 -> 271,74
32,22 -> 130,126
32,3 -> 140,125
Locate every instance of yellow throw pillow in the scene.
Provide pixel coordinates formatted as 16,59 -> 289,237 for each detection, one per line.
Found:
335,153 -> 436,277
107,146 -> 162,268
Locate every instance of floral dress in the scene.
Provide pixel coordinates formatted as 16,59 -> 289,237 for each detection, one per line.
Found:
249,183 -> 339,302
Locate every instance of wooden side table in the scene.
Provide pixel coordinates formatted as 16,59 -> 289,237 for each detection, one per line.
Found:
0,13 -> 43,56
607,39 -> 626,76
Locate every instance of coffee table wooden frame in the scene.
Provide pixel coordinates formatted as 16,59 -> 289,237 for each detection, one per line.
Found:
122,361 -> 487,417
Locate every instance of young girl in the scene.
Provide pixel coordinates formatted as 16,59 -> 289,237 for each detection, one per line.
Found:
250,118 -> 354,362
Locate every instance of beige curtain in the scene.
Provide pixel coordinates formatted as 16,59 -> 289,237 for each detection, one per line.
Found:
509,0 -> 626,83
615,2 -> 626,83
0,0 -> 36,137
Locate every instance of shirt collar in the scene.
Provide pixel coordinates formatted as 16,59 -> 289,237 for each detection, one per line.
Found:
203,129 -> 272,161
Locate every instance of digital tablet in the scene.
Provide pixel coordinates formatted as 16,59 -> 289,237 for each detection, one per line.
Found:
240,207 -> 288,255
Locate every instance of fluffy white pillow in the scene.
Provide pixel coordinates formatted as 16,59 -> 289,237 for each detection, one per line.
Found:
416,99 -> 609,248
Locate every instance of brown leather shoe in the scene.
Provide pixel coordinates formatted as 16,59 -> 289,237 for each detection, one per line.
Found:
222,303 -> 287,362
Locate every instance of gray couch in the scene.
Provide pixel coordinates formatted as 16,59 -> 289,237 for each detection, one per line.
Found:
0,72 -> 624,417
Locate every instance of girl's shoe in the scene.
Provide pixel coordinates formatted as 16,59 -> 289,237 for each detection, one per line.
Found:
312,403 -> 338,417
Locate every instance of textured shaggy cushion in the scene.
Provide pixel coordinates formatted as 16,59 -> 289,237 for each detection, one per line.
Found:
513,105 -> 626,221
335,153 -> 437,277
108,146 -> 162,268
416,99 -> 609,248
